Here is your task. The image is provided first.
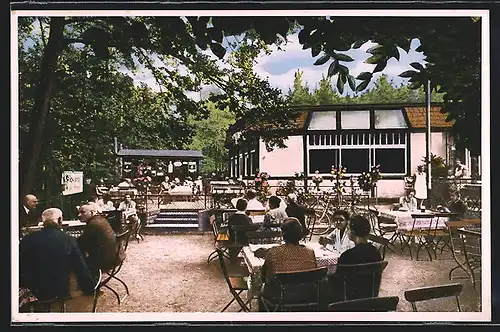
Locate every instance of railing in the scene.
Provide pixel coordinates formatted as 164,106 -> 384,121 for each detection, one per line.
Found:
37,193 -> 86,220
430,177 -> 481,213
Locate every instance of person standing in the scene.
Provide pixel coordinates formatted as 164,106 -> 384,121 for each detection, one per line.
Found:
413,166 -> 427,209
19,194 -> 40,235
285,193 -> 315,236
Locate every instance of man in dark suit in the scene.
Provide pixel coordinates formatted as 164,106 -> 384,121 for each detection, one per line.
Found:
77,203 -> 123,274
227,199 -> 257,262
19,208 -> 96,302
285,193 -> 315,236
19,194 -> 40,231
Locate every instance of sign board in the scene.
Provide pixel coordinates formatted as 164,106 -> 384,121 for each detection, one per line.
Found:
61,171 -> 84,196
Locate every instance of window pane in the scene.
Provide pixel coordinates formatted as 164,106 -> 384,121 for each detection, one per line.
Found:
308,111 -> 337,130
374,110 -> 408,128
341,110 -> 370,129
309,135 -> 314,145
341,149 -> 370,173
309,149 -> 339,174
375,148 -> 406,173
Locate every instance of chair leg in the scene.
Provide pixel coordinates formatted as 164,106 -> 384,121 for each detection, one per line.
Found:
111,275 -> 130,299
103,284 -> 121,305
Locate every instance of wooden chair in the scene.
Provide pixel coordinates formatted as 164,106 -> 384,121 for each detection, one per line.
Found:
426,212 -> 459,257
216,247 -> 251,312
92,230 -> 130,312
404,283 -> 463,312
246,230 -> 282,245
334,261 -> 389,301
328,296 -> 399,312
261,267 -> 328,312
446,219 -> 481,285
458,228 -> 481,289
367,234 -> 395,260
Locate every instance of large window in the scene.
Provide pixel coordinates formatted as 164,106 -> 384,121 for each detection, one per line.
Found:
341,111 -> 370,129
309,149 -> 339,174
308,111 -> 337,130
374,148 -> 406,173
341,149 -> 370,173
374,110 -> 407,129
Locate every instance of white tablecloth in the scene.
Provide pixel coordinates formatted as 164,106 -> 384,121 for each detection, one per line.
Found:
386,211 -> 448,231
241,242 -> 340,302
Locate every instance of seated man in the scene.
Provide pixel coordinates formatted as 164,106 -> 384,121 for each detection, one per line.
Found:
245,189 -> 265,211
446,191 -> 468,220
260,196 -> 288,231
329,215 -> 383,302
318,210 -> 355,254
399,188 -> 418,211
259,218 -> 318,311
227,199 -> 258,262
19,208 -> 96,304
77,203 -> 124,275
285,193 -> 315,236
118,194 -> 141,237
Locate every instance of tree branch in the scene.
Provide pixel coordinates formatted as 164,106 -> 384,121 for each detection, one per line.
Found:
39,19 -> 47,49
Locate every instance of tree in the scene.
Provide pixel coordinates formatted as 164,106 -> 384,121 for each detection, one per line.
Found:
287,70 -> 317,105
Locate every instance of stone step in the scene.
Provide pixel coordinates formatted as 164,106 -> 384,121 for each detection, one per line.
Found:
145,223 -> 201,234
153,218 -> 198,224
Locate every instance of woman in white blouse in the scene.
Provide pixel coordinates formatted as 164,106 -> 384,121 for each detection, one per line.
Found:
399,188 -> 418,211
318,209 -> 355,254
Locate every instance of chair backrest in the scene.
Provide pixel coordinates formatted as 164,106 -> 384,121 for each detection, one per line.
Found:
336,261 -> 389,300
25,296 -> 72,313
247,210 -> 267,216
274,267 -> 328,311
328,296 -> 400,312
457,228 -> 481,264
246,230 -> 282,244
404,283 -> 463,312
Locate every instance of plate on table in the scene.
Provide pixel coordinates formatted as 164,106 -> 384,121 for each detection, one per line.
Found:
398,208 -> 408,212
249,243 -> 279,252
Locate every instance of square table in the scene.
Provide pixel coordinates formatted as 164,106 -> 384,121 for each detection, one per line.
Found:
385,210 -> 448,231
241,241 -> 340,305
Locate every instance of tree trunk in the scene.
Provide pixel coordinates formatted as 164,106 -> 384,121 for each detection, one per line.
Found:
20,18 -> 66,195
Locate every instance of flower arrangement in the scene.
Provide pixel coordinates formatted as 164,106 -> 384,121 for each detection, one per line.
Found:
254,171 -> 271,202
331,165 -> 347,194
312,170 -> 323,191
132,176 -> 152,193
357,165 -> 381,191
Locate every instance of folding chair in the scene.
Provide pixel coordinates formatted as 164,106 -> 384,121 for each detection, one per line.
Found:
92,230 -> 130,312
367,234 -> 395,260
246,230 -> 282,245
404,283 -> 463,312
375,211 -> 399,251
334,261 -> 389,301
216,247 -> 251,312
328,296 -> 399,312
458,228 -> 481,289
261,267 -> 328,312
427,212 -> 459,257
446,219 -> 481,286
399,213 -> 435,261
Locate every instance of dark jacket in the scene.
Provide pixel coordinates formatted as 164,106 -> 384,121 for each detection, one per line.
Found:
285,201 -> 315,228
77,215 -> 122,273
19,227 -> 96,301
227,212 -> 256,245
19,205 -> 40,229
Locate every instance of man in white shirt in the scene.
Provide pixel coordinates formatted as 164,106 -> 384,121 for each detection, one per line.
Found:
118,194 -> 137,213
319,209 -> 355,254
118,194 -> 141,240
245,190 -> 265,211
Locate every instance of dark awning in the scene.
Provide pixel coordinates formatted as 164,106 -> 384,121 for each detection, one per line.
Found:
116,149 -> 203,159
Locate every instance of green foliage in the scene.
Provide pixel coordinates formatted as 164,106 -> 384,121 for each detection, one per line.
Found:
420,153 -> 451,178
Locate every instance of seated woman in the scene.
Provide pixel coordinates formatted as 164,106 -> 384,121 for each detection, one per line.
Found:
259,218 -> 318,311
398,188 -> 418,211
318,209 -> 355,254
260,196 -> 288,231
328,215 -> 383,302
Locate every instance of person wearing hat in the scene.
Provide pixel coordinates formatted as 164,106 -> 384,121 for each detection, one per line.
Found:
285,193 -> 315,236
258,217 -> 318,311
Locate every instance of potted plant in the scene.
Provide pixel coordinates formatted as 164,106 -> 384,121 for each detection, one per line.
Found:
312,170 -> 323,191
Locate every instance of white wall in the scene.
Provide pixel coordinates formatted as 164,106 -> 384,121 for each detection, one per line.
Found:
410,132 -> 447,174
259,136 -> 304,177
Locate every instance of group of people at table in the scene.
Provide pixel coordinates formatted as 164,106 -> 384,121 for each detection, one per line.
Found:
18,193 -> 142,311
222,190 -> 383,311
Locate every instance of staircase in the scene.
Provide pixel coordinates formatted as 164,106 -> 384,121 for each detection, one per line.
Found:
145,208 -> 201,233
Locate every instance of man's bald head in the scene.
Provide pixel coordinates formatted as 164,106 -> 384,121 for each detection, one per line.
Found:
41,208 -> 63,228
78,203 -> 98,222
23,194 -> 38,210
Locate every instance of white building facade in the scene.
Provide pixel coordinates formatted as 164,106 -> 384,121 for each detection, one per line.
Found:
228,103 -> 474,199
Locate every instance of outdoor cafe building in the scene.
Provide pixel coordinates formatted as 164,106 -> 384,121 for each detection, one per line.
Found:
227,103 -> 479,198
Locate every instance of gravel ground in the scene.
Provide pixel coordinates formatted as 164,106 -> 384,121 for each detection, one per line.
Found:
65,232 -> 482,314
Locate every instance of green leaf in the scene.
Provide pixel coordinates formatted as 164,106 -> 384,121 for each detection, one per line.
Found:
337,75 -> 345,95
415,45 -> 424,53
373,60 -> 387,73
365,54 -> 384,64
207,27 -> 223,44
332,53 -> 354,62
210,42 -> 226,59
337,64 -> 349,76
410,81 -> 423,89
410,62 -> 425,71
399,70 -> 418,78
347,75 -> 356,91
356,72 -> 372,81
355,80 -> 370,92
366,44 -> 384,54
313,54 -> 330,66
311,45 -> 321,58
352,40 -> 366,49
327,60 -> 339,77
